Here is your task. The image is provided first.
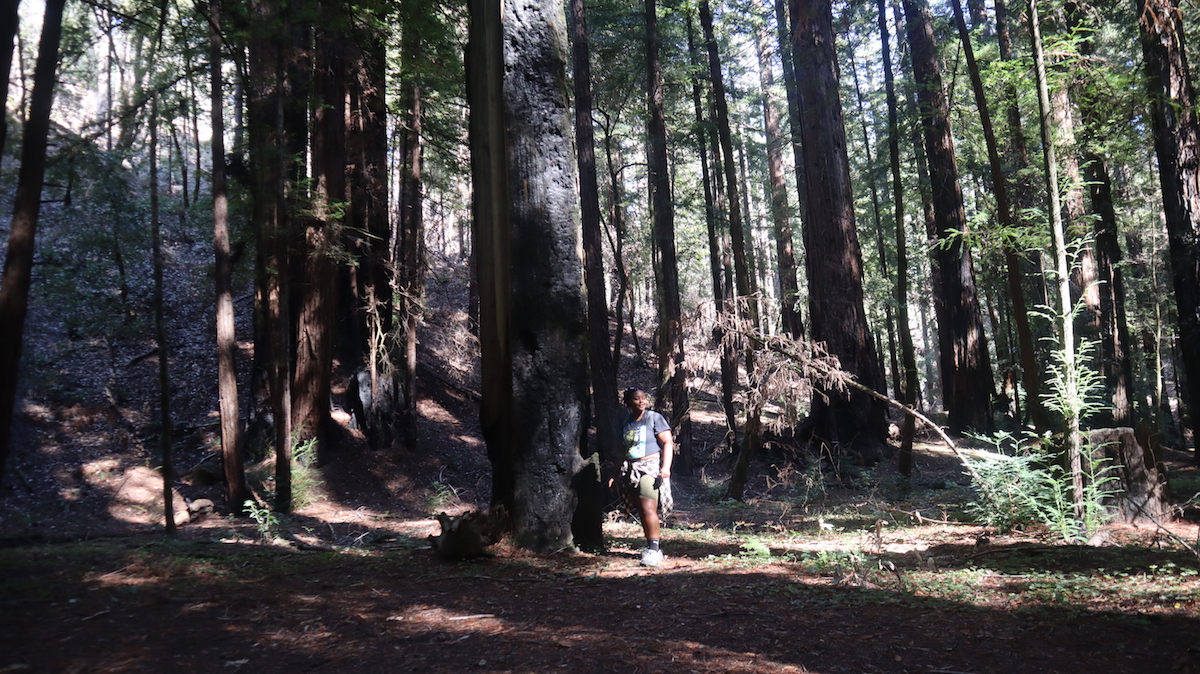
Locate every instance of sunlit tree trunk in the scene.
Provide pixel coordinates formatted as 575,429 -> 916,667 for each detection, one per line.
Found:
878,0 -> 920,476
754,14 -> 803,341
701,0 -> 764,499
210,0 -> 249,515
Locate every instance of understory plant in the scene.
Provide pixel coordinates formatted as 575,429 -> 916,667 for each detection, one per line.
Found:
965,341 -> 1117,541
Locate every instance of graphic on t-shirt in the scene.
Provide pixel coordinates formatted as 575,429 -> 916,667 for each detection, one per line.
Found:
624,423 -> 649,460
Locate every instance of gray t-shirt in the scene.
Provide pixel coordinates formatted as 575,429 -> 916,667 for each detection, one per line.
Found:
623,410 -> 670,460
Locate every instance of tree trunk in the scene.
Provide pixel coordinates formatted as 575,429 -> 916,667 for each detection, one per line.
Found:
399,25 -> 424,449
571,0 -> 621,470
346,16 -> 393,450
466,0 -> 514,511
754,16 -> 803,341
878,0 -> 920,476
646,0 -> 692,475
995,0 -> 1049,431
904,0 -> 995,433
687,15 -> 738,441
1139,0 -> 1200,456
248,0 -> 293,512
0,0 -> 66,485
292,16 -> 344,458
210,0 -> 249,515
1029,0 -> 1085,520
1073,0 -> 1135,427
149,92 -> 177,536
503,0 -> 592,552
700,0 -> 764,500
790,0 -> 887,463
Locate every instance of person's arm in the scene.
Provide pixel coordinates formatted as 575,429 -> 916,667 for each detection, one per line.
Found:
655,429 -> 673,479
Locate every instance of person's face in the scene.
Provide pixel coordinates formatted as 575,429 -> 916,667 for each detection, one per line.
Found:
626,391 -> 648,414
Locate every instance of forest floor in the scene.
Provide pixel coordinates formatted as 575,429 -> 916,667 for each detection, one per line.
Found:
3,238 -> 1200,672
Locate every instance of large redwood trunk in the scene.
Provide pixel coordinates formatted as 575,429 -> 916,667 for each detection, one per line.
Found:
791,0 -> 887,461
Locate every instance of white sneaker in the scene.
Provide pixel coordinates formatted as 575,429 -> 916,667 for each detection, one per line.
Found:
640,548 -> 663,567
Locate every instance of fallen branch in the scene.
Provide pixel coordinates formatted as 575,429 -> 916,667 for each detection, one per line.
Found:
884,507 -> 973,526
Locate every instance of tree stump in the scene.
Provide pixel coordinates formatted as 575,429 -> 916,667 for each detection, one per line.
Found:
1085,427 -> 1172,524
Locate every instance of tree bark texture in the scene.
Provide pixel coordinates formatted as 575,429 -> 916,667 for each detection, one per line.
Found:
0,0 -> 66,485
1139,0 -> 1200,452
292,17 -> 344,456
345,15 -> 394,450
502,0 -> 592,552
790,0 -> 887,461
904,0 -> 995,433
210,0 -> 249,515
398,24 -> 425,449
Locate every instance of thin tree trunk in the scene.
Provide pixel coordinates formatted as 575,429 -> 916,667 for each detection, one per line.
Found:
399,26 -> 424,450
688,15 -> 738,441
646,0 -> 692,472
993,0 -> 1050,430
847,43 -> 898,399
0,0 -> 66,485
571,0 -> 621,468
149,92 -> 177,536
1029,0 -> 1084,520
700,0 -> 763,500
210,0 -> 249,515
878,0 -> 920,477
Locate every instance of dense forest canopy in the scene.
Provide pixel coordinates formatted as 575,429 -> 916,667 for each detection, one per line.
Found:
1,0 -> 1198,546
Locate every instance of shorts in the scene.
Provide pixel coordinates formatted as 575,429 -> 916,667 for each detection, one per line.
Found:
623,454 -> 672,513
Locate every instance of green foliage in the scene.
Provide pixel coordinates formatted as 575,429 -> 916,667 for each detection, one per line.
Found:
291,438 -> 325,510
424,480 -> 460,513
963,430 -> 1118,541
244,500 -> 280,538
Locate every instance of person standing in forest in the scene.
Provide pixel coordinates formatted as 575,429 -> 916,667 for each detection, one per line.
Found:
620,386 -> 673,566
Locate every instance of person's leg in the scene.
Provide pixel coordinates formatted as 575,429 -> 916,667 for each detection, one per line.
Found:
638,496 -> 660,540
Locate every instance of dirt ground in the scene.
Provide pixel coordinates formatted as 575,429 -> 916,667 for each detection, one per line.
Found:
3,391 -> 1200,673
